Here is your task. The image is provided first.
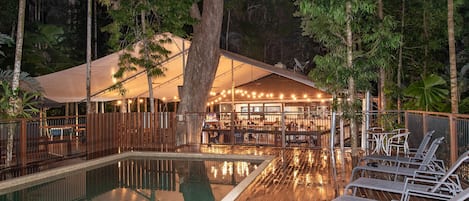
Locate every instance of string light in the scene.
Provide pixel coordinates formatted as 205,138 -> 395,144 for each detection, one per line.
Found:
207,88 -> 331,103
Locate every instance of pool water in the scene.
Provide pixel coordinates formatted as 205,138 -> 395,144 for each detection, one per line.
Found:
0,158 -> 262,201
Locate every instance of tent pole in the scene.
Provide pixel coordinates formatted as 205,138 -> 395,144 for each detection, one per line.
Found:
231,59 -> 235,144
137,97 -> 141,113
75,103 -> 79,138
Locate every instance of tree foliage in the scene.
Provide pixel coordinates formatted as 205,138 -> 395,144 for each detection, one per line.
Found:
0,80 -> 40,119
0,33 -> 14,58
403,74 -> 448,111
296,0 -> 400,95
100,0 -> 194,96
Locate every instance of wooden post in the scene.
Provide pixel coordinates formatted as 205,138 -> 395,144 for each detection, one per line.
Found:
449,114 -> 457,164
422,112 -> 427,136
20,119 -> 27,168
404,111 -> 408,132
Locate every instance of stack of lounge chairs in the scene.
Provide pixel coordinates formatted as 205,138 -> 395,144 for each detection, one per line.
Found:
333,130 -> 469,201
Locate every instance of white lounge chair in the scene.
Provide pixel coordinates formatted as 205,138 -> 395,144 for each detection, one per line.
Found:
336,150 -> 469,201
351,137 -> 445,181
333,187 -> 469,201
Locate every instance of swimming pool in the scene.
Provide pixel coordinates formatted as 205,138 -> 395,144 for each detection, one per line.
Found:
0,152 -> 273,201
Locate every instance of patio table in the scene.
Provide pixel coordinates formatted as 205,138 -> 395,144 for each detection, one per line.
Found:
368,130 -> 395,155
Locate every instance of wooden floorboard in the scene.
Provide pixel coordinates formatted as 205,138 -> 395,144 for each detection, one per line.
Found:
199,145 -> 438,201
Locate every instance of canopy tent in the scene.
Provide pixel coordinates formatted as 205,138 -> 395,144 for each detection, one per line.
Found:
36,33 -> 323,103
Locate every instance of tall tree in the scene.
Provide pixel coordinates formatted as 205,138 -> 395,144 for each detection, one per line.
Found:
345,0 -> 359,158
397,0 -> 405,112
448,0 -> 458,113
6,0 -> 26,167
176,0 -> 224,146
86,0 -> 92,114
378,0 -> 386,111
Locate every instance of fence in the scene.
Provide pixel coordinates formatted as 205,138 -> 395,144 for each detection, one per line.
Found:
86,112 -> 176,159
0,116 -> 86,180
1,110 -> 468,181
405,111 -> 469,166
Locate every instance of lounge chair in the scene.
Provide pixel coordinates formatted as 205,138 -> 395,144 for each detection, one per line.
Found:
332,195 -> 377,201
335,150 -> 469,201
351,137 -> 445,181
363,130 -> 435,163
333,187 -> 469,201
447,187 -> 469,201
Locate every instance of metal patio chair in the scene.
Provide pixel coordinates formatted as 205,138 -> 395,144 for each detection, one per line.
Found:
385,131 -> 410,156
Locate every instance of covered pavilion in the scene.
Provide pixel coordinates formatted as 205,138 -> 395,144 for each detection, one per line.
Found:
35,33 -> 331,113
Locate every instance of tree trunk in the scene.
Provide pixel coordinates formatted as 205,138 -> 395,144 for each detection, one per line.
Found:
448,0 -> 458,113
378,0 -> 386,111
93,0 -> 98,59
141,8 -> 155,113
423,0 -> 428,75
176,0 -> 224,146
397,0 -> 405,113
346,1 -> 358,157
7,0 -> 26,167
86,0 -> 92,114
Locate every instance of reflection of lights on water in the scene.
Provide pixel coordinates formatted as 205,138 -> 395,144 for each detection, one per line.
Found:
210,161 -> 254,179
118,161 -> 121,168
236,161 -> 250,176
211,166 -> 218,178
221,161 -> 232,177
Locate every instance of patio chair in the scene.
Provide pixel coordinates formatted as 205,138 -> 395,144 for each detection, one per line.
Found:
351,137 -> 445,181
337,150 -> 469,201
363,130 -> 435,163
385,131 -> 410,156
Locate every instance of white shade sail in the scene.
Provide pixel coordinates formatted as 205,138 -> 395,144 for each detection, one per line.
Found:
36,33 -> 320,103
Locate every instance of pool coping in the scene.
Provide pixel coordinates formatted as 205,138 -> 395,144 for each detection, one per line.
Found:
0,151 -> 274,200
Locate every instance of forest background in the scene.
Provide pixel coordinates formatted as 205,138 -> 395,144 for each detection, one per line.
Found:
0,0 -> 468,113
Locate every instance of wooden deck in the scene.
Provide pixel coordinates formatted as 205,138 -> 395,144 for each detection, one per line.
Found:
198,145 -> 436,201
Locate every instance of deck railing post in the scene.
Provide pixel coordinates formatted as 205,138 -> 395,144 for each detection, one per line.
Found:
20,119 -> 27,168
422,112 -> 427,137
281,112 -> 286,148
449,114 -> 457,165
404,111 -> 408,132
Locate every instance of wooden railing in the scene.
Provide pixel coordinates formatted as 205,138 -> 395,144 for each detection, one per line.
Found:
86,112 -> 176,159
0,116 -> 86,180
